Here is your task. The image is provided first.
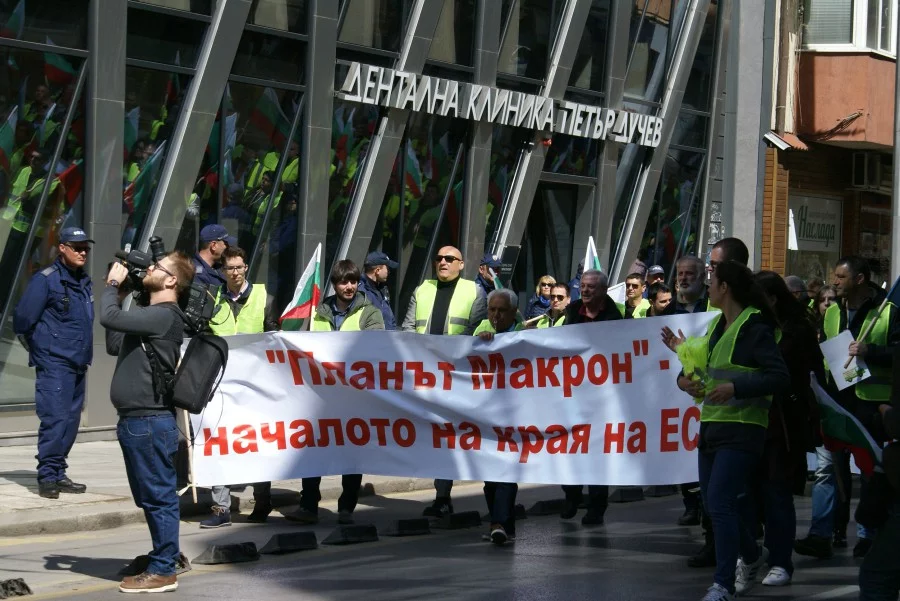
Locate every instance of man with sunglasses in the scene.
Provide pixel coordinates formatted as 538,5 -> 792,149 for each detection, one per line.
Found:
621,273 -> 651,318
14,227 -> 94,499
192,224 -> 235,289
402,245 -> 487,517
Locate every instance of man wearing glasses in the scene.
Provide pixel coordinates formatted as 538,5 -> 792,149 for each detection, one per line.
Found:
622,273 -> 651,318
402,245 -> 487,517
201,246 -> 279,528
13,227 -> 94,499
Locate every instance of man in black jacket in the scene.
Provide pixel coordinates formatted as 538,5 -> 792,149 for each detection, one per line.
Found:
560,269 -> 621,526
101,252 -> 195,594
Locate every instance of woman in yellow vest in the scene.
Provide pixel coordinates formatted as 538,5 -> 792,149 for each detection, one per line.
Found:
285,260 -> 383,527
665,260 -> 790,601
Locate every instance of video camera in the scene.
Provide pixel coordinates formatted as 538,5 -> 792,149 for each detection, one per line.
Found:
114,236 -> 216,334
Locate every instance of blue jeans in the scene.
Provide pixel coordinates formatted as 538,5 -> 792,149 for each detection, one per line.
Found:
810,447 -> 872,539
117,414 -> 180,577
859,503 -> 900,600
698,448 -> 760,595
34,361 -> 86,482
484,482 -> 518,535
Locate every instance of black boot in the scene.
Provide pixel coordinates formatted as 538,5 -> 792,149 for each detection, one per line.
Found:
687,536 -> 716,568
247,496 -> 272,523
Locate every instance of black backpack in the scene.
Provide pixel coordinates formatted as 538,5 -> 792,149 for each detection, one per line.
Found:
170,333 -> 229,414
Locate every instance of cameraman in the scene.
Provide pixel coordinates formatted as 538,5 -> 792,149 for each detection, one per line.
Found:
100,252 -> 194,594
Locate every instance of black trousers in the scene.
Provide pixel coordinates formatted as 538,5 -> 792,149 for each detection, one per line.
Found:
561,484 -> 609,515
300,474 -> 363,513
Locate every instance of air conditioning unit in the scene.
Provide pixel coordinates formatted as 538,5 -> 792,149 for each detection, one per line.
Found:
852,151 -> 893,192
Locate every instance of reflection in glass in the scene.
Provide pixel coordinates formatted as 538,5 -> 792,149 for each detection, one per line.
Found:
670,112 -> 707,150
569,0 -> 610,91
682,1 -> 717,112
122,68 -> 190,247
499,0 -> 558,79
624,0 -> 673,102
370,111 -> 466,316
232,30 -> 306,84
0,0 -> 89,49
0,48 -> 86,407
126,8 -> 207,67
338,0 -> 403,53
428,0 -> 475,66
543,132 -> 598,177
486,126 -> 531,249
135,0 -> 212,13
250,0 -> 308,33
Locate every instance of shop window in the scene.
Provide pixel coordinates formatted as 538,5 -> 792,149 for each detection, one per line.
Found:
127,7 -> 207,67
786,195 -> 843,285
486,126 -> 532,250
428,0 -> 475,67
338,0 -> 404,53
0,48 -> 86,408
0,0 -> 89,49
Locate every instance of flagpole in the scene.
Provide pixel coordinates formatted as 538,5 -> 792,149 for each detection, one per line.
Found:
843,276 -> 900,368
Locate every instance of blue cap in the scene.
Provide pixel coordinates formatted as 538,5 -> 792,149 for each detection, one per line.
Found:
647,265 -> 665,276
59,227 -> 94,244
364,251 -> 398,269
200,224 -> 237,247
480,253 -> 501,269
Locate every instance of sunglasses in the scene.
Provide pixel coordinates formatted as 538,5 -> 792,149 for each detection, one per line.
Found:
435,255 -> 461,264
550,294 -> 567,301
625,283 -> 642,289
540,282 -> 553,287
65,244 -> 91,254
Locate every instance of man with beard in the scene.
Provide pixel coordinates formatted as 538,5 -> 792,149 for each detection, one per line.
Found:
559,269 -> 622,526
674,255 -> 708,314
102,252 -> 195,593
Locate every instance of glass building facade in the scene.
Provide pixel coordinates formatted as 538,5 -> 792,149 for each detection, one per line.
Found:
0,0 -> 724,437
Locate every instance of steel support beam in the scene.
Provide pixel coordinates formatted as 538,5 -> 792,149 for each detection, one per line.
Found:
488,0 -> 591,259
137,0 -> 252,252
334,0 -> 442,267
460,0 -> 500,275
609,0 -> 711,283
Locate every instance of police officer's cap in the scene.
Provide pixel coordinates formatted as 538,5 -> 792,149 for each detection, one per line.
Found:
480,253 -> 501,269
200,224 -> 237,247
59,227 -> 95,244
364,251 -> 398,269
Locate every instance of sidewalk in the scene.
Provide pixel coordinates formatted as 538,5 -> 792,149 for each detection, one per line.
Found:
0,440 -> 436,537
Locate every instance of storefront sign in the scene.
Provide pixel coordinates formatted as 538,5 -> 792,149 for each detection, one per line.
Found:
336,62 -> 663,148
788,196 -> 842,252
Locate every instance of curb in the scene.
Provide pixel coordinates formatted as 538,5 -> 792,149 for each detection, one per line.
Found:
0,477 -> 438,537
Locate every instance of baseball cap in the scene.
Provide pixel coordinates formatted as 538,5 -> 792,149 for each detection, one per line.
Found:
364,251 -> 398,269
647,265 -> 665,277
480,253 -> 501,269
200,224 -> 237,247
59,227 -> 94,244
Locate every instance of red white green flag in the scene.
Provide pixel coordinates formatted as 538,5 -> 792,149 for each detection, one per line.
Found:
44,38 -> 77,86
810,374 -> 883,477
250,87 -> 292,148
582,235 -> 602,273
404,139 -> 423,197
0,0 -> 25,39
0,106 -> 18,173
280,243 -> 322,331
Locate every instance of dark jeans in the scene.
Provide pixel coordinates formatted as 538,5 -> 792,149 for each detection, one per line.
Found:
35,361 -> 86,482
758,478 -> 795,573
301,474 -> 362,513
117,414 -> 180,577
561,484 -> 609,515
681,481 -> 701,511
484,482 -> 517,535
859,503 -> 900,600
434,478 -> 453,498
698,448 -> 760,595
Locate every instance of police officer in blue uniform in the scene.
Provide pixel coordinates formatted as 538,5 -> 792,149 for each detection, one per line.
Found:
13,227 -> 94,498
192,224 -> 235,288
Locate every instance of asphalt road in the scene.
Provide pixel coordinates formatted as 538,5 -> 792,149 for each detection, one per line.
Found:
3,483 -> 862,600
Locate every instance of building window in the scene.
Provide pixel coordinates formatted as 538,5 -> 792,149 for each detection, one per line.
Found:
803,0 -> 855,45
428,0 -> 475,67
803,0 -> 898,55
866,0 -> 894,52
0,0 -> 89,49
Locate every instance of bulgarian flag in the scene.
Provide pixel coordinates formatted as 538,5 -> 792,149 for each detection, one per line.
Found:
280,243 -> 322,331
44,38 -> 77,86
582,235 -> 602,272
404,139 -> 423,197
1,0 -> 24,39
0,106 -> 18,173
57,159 -> 83,206
250,87 -> 291,148
124,106 -> 140,153
810,374 -> 883,477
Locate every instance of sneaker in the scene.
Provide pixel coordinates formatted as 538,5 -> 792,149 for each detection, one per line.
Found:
794,534 -> 833,559
700,583 -> 734,601
734,545 -> 768,595
175,553 -> 191,575
246,501 -> 272,523
762,566 -> 791,586
482,532 -> 516,543
37,481 -> 59,499
338,510 -> 354,525
678,508 -> 701,526
55,477 -> 87,494
285,507 -> 319,524
581,510 -> 604,526
422,497 -> 453,518
119,572 -> 177,593
688,540 -> 717,568
853,538 -> 873,558
490,524 -> 508,546
199,506 -> 231,529
560,496 -> 581,520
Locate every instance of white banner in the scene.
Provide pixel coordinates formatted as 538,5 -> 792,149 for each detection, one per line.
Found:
190,313 -> 717,487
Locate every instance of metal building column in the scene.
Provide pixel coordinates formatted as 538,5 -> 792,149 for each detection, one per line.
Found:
334,0 -> 446,265
297,1 -> 338,273
592,0 -> 632,269
489,0 -> 591,257
137,0 -> 252,251
83,0 -> 128,429
460,0 -> 500,274
609,0 -> 710,283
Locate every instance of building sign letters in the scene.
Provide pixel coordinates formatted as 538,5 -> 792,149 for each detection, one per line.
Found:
337,62 -> 663,148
